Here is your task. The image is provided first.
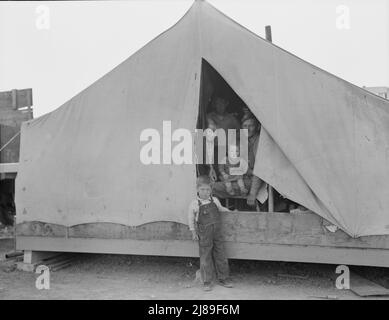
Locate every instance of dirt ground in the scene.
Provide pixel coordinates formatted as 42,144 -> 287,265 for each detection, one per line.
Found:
1,238 -> 389,300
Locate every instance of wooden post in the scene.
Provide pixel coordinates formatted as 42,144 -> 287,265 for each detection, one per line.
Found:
22,250 -> 59,264
265,25 -> 275,212
26,89 -> 33,120
11,89 -> 17,110
265,25 -> 273,43
268,186 -> 274,212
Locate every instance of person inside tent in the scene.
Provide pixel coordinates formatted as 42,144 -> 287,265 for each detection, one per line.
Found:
241,104 -> 254,124
241,116 -> 266,206
239,116 -> 307,212
206,96 -> 240,140
218,143 -> 248,196
204,116 -> 218,182
242,117 -> 260,177
212,116 -> 266,208
204,97 -> 240,183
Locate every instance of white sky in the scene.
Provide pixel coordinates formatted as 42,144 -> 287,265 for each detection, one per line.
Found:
0,0 -> 388,117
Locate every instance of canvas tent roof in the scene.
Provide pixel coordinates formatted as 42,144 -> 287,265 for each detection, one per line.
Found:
15,0 -> 389,237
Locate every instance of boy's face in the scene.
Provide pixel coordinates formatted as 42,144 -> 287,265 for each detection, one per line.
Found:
197,184 -> 212,200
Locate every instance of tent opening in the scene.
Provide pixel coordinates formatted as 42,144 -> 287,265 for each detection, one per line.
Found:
196,58 -> 260,211
196,59 -> 306,213
196,59 -> 248,130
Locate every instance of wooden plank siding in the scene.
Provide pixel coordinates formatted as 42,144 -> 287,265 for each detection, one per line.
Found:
0,88 -> 33,110
16,211 -> 389,249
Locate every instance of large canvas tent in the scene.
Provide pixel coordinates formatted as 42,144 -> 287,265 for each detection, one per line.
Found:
15,0 -> 389,238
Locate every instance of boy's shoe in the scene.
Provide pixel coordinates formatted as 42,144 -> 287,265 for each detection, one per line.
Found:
203,282 -> 213,291
217,279 -> 234,288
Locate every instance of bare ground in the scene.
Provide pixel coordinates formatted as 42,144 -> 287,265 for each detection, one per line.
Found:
1,239 -> 389,300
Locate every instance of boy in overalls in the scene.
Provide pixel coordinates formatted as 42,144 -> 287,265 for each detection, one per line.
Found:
188,175 -> 233,291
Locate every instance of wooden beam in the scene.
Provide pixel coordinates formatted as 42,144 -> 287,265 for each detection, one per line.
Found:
17,238 -> 199,258
11,89 -> 17,109
23,250 -> 59,264
268,185 -> 274,212
0,162 -> 18,173
265,25 -> 272,42
264,25 -> 275,212
0,109 -> 32,126
16,237 -> 389,268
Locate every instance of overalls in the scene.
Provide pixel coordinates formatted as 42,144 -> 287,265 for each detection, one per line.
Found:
196,197 -> 229,283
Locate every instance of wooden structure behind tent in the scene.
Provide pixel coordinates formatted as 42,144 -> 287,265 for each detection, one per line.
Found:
0,88 -> 33,166
0,89 -> 32,227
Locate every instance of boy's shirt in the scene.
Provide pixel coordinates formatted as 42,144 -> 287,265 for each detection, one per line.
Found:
187,196 -> 229,231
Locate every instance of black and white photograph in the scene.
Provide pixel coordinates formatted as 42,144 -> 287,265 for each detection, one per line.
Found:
1,0 -> 389,306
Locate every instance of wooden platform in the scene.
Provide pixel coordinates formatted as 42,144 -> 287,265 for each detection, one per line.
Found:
16,211 -> 389,268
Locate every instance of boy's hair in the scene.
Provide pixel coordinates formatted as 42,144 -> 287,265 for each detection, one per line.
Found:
196,175 -> 212,188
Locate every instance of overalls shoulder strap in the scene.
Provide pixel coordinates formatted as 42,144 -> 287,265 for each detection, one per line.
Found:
198,197 -> 214,206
